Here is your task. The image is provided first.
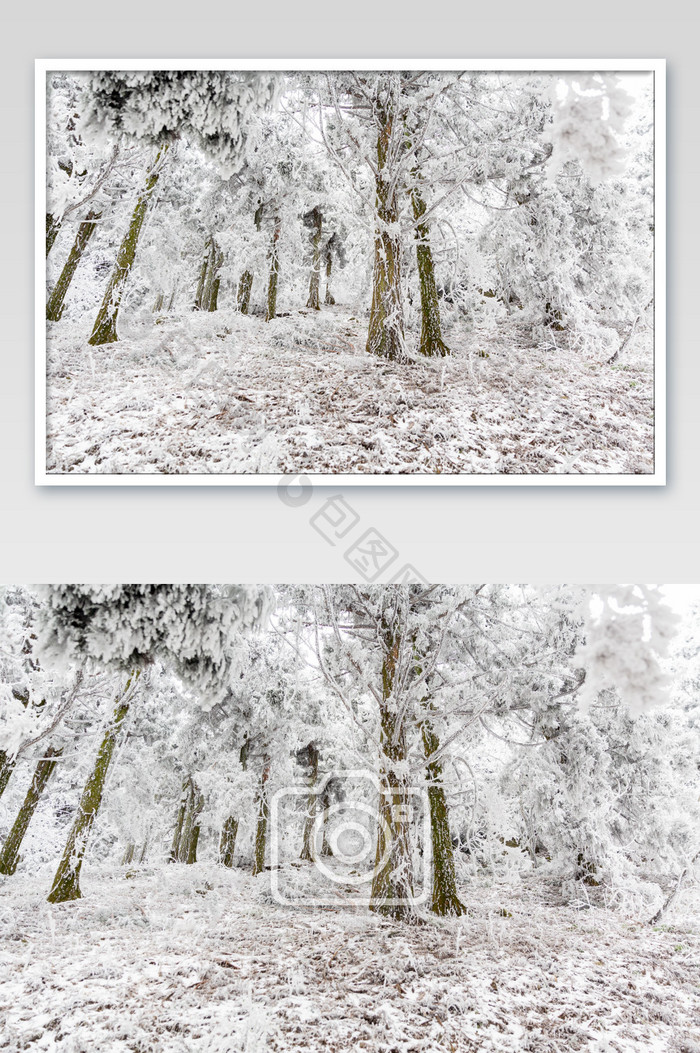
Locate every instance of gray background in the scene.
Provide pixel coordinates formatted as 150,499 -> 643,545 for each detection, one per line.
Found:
2,1 -> 697,584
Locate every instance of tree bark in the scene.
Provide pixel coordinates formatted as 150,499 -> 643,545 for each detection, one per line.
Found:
0,746 -> 62,876
421,719 -> 465,915
305,208 -> 323,310
46,214 -> 62,257
253,758 -> 270,875
266,219 -> 281,322
194,236 -> 223,312
366,98 -> 407,362
47,671 -> 139,903
219,816 -> 239,868
169,775 -> 203,864
370,624 -> 416,921
324,239 -> 336,305
88,144 -> 168,346
411,185 -> 449,357
299,743 -> 319,861
238,204 -> 264,314
0,751 -> 15,800
46,210 -> 101,322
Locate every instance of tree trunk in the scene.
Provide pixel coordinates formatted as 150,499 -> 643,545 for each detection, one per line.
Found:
299,743 -> 319,861
238,204 -> 264,314
324,241 -> 336,305
411,185 -> 449,358
253,758 -> 270,875
122,842 -> 135,866
237,271 -> 254,314
318,783 -> 333,856
169,775 -> 203,864
88,144 -> 168,346
0,751 -> 15,800
46,214 -> 61,257
366,101 -> 406,362
0,746 -> 63,876
306,209 -> 323,310
219,816 -> 239,868
266,219 -> 281,322
47,671 -> 139,903
46,210 -> 101,322
421,719 -> 465,916
370,625 -> 416,921
195,236 -> 223,312
169,780 -> 188,863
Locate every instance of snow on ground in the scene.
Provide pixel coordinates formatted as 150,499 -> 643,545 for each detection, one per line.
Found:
1,863 -> 697,1052
45,308 -> 655,476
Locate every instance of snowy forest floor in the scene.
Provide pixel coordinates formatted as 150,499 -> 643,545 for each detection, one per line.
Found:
45,307 -> 655,476
1,863 -> 697,1052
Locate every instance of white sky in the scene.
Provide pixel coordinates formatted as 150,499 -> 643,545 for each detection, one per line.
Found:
660,585 -> 700,614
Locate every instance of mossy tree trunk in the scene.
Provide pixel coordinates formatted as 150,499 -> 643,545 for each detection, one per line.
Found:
46,214 -> 62,257
47,671 -> 140,903
299,743 -> 319,861
411,184 -> 449,358
219,817 -> 239,868
305,208 -> 323,310
0,751 -> 15,800
266,219 -> 282,322
169,775 -> 204,864
46,210 -> 102,322
252,757 -> 271,875
369,625 -> 416,921
237,204 -> 264,314
219,740 -> 248,868
194,236 -> 223,312
366,98 -> 407,362
0,746 -> 63,876
237,271 -> 254,314
421,718 -> 465,916
319,782 -> 333,857
122,842 -> 136,865
88,144 -> 169,346
324,238 -> 336,305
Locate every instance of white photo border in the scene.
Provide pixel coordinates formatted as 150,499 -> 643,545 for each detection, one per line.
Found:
35,58 -> 666,487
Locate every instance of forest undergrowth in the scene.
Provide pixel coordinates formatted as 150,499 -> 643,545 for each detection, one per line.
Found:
46,307 -> 654,477
1,863 -> 697,1052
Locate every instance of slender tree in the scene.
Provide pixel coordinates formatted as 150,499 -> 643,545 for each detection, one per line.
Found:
266,218 -> 282,322
366,80 -> 407,361
304,208 -> 323,311
88,144 -> 169,346
323,233 -> 341,305
194,235 -> 223,312
299,742 -> 320,861
220,740 -> 249,868
47,671 -> 140,903
0,747 -> 63,876
169,775 -> 204,863
369,616 -> 415,920
237,203 -> 264,314
252,756 -> 271,874
46,210 -> 102,322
